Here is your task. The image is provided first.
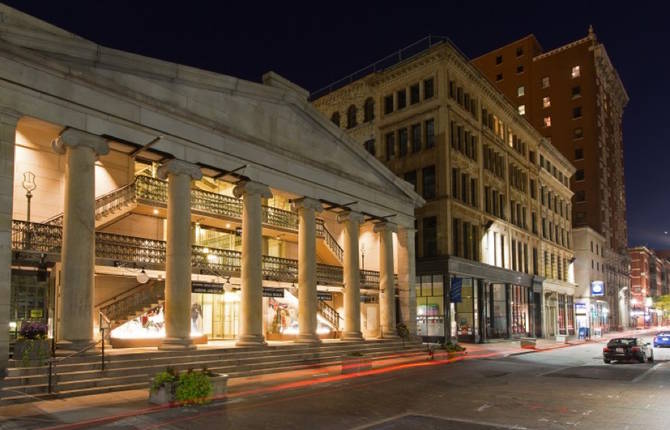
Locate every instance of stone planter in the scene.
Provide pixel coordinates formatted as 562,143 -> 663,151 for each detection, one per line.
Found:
210,373 -> 229,398
14,339 -> 51,365
520,337 -> 537,349
149,381 -> 176,405
341,355 -> 372,374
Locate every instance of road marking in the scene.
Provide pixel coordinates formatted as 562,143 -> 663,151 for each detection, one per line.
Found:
537,366 -> 573,377
477,403 -> 492,412
351,413 -> 528,430
632,362 -> 663,383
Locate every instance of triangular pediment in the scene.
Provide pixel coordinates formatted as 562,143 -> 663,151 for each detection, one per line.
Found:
0,4 -> 423,208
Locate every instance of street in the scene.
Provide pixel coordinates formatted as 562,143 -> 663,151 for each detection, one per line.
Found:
15,335 -> 668,430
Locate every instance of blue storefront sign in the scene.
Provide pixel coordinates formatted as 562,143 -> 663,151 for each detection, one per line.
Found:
590,281 -> 605,297
450,277 -> 462,303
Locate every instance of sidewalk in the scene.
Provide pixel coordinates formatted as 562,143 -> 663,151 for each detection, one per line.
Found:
0,327 -> 665,429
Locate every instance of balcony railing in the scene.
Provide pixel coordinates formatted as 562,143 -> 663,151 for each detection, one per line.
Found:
12,221 -> 380,289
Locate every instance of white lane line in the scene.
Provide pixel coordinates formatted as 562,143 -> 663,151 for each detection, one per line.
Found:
537,365 -> 574,377
632,362 -> 663,383
477,403 -> 492,412
349,413 -> 528,430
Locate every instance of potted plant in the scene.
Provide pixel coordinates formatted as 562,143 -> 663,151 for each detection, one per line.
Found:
341,351 -> 372,374
15,321 -> 50,366
149,367 -> 228,405
149,367 -> 179,404
396,322 -> 410,347
431,340 -> 467,360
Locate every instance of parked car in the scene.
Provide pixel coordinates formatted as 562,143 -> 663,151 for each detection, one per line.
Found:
653,331 -> 670,348
603,337 -> 653,364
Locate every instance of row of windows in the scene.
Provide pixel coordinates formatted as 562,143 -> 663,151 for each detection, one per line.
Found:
484,186 -> 506,219
482,144 -> 505,179
508,163 -> 527,192
451,168 -> 478,209
542,218 -> 570,248
452,218 -> 480,262
384,78 -> 435,115
481,106 -> 505,140
507,131 -> 527,158
404,166 -> 436,200
543,251 -> 570,281
540,186 -> 570,221
539,154 -> 569,187
509,200 -> 527,230
382,119 -> 435,160
448,81 -> 478,120
330,98 -> 375,129
449,121 -> 478,162
510,239 -> 529,273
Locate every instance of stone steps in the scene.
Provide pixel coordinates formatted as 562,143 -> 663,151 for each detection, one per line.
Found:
1,340 -> 425,404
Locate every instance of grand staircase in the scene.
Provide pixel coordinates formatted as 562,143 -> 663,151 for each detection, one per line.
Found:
0,339 -> 425,404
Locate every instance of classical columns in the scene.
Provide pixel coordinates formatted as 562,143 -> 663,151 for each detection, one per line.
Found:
293,197 -> 322,344
157,160 -> 202,350
337,210 -> 364,341
397,226 -> 417,336
0,110 -> 19,377
234,180 -> 272,346
375,222 -> 398,338
52,129 -> 109,351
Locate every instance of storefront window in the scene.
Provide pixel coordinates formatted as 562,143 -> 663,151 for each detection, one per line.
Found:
192,291 -> 240,339
456,278 -> 475,340
490,284 -> 507,338
566,295 -> 575,335
416,275 -> 445,339
558,294 -> 566,335
510,285 -> 528,335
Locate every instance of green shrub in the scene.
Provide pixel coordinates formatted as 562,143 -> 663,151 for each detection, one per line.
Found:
442,341 -> 466,353
396,323 -> 410,340
175,369 -> 212,404
150,369 -> 178,393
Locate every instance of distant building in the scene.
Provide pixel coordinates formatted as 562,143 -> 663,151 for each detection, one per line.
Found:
312,37 -> 576,343
472,27 -> 630,332
628,247 -> 668,327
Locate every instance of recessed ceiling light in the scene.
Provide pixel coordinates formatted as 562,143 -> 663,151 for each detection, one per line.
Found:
153,208 -> 159,215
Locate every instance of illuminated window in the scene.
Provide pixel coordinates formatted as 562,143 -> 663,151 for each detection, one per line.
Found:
541,76 -> 550,88
571,65 -> 580,78
518,105 -> 526,115
542,96 -> 551,108
517,86 -> 525,97
543,116 -> 551,127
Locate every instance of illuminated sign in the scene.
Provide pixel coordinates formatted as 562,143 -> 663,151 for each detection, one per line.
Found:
575,302 -> 587,315
590,281 -> 605,297
191,282 -> 224,294
317,292 -> 333,301
262,287 -> 285,298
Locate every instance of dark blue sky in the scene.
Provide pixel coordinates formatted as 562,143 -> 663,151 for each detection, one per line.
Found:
4,1 -> 669,249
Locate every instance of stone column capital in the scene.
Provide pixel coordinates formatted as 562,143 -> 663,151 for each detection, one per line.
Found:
52,129 -> 110,156
337,210 -> 364,225
373,221 -> 397,234
233,180 -> 272,199
157,159 -> 203,180
291,197 -> 322,213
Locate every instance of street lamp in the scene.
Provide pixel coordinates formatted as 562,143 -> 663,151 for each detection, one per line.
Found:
22,171 -> 36,223
360,244 -> 366,270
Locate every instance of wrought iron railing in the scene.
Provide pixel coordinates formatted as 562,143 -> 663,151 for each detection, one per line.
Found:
317,299 -> 342,329
11,221 -> 380,289
316,219 -> 344,262
98,280 -> 165,326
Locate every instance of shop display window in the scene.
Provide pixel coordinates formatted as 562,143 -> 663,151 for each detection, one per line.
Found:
416,275 -> 445,338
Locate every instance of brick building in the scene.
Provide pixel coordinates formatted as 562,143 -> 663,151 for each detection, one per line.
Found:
472,27 -> 630,331
628,247 -> 667,328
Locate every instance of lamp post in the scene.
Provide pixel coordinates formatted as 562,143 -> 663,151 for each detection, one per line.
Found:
360,244 -> 366,271
22,171 -> 36,223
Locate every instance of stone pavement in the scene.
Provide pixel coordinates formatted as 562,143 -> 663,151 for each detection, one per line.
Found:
0,327 -> 665,430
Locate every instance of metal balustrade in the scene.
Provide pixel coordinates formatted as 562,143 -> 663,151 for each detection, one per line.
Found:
11,221 -> 380,289
42,175 -> 346,262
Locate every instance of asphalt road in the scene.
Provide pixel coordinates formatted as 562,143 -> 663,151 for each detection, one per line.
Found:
10,335 -> 670,430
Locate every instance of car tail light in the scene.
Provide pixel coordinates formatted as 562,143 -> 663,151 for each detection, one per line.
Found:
631,346 -> 640,353
603,347 -> 609,352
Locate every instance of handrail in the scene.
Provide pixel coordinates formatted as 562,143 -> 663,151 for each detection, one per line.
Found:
47,337 -> 104,394
316,219 -> 343,262
95,279 -> 158,309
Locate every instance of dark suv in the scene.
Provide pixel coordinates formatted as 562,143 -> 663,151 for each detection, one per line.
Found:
603,337 -> 653,364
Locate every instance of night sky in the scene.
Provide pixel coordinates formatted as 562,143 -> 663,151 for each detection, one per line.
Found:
3,1 -> 668,249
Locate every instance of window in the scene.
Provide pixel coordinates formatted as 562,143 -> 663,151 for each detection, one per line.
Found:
542,96 -> 551,108
346,105 -> 357,129
384,94 -> 394,114
363,98 -> 375,122
398,128 -> 408,157
385,132 -> 395,161
496,55 -> 503,65
452,218 -> 461,257
573,127 -> 583,139
397,89 -> 407,110
423,217 -> 437,257
364,139 -> 375,156
404,170 -> 417,190
425,119 -> 435,148
516,46 -> 523,57
516,65 -> 524,74
575,148 -> 583,160
543,116 -> 551,127
424,78 -> 435,99
571,65 -> 580,78
572,85 -> 581,98
422,165 -> 436,199
531,212 -> 537,234
517,86 -> 525,97
451,168 -> 459,199
448,80 -> 455,98
330,112 -> 340,127
496,73 -> 503,82
410,84 -> 420,104
572,107 -> 582,119
575,169 -> 584,181
518,105 -> 526,115
541,76 -> 550,88
470,178 -> 477,208
411,123 -> 421,153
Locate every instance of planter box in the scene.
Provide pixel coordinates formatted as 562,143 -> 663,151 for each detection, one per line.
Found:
520,337 -> 537,349
14,339 -> 51,364
341,356 -> 372,374
149,381 -> 176,405
555,335 -> 568,344
210,373 -> 229,398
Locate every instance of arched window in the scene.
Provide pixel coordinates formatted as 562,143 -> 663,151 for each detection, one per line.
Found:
346,105 -> 357,129
331,112 -> 340,127
363,98 -> 375,122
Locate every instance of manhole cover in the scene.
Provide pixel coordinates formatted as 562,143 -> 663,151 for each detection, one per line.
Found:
362,415 -> 514,429
543,365 -> 647,381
